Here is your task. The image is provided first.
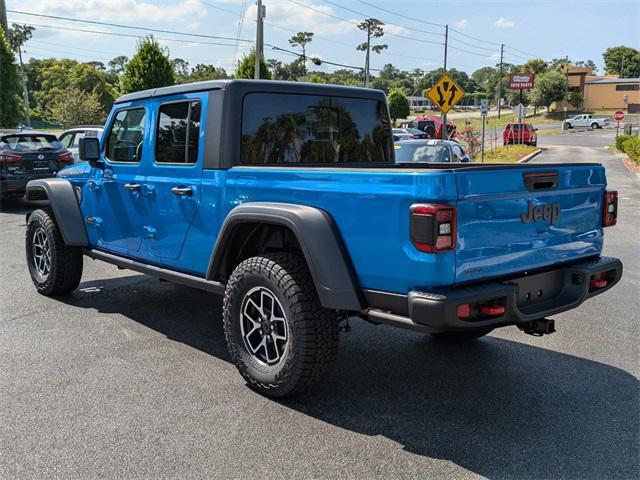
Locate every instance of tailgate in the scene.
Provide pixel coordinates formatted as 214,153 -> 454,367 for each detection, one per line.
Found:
454,164 -> 605,284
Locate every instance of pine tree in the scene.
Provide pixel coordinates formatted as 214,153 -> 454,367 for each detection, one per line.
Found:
120,36 -> 175,94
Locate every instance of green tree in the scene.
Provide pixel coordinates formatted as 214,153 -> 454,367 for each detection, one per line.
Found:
7,24 -> 34,52
188,64 -> 229,82
120,36 -> 174,94
387,87 -> 409,123
108,55 -> 128,75
529,71 -> 567,109
25,59 -> 116,117
288,32 -> 313,73
524,58 -> 548,75
47,87 -> 105,129
357,18 -> 387,84
568,90 -> 583,109
0,27 -> 23,127
235,50 -> 271,79
574,59 -> 597,74
471,66 -> 496,93
603,46 -> 640,78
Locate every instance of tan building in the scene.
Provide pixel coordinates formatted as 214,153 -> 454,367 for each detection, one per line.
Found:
557,65 -> 640,112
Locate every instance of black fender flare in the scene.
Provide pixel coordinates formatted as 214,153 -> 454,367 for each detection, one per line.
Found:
207,202 -> 362,311
25,178 -> 89,247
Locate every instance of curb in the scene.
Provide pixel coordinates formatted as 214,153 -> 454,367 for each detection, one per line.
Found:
518,148 -> 545,163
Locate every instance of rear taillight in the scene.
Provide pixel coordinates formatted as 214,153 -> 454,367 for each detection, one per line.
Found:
58,150 -> 74,164
0,152 -> 21,164
602,189 -> 618,227
410,204 -> 457,253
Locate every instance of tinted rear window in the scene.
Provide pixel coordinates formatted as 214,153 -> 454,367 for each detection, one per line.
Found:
1,135 -> 62,152
240,93 -> 392,165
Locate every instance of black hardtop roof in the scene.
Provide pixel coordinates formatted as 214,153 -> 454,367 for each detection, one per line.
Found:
115,79 -> 386,104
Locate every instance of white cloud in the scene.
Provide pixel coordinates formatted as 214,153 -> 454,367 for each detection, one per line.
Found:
486,52 -> 501,61
19,0 -> 207,24
494,17 -> 516,28
455,19 -> 469,29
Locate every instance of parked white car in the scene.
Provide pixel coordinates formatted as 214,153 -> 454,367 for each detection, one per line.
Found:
58,126 -> 103,163
564,114 -> 609,129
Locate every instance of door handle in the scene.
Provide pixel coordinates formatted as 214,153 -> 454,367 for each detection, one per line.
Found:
171,186 -> 193,197
124,183 -> 142,192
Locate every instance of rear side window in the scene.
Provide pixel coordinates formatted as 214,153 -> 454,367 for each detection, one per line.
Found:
155,101 -> 201,164
105,108 -> 147,163
240,93 -> 392,165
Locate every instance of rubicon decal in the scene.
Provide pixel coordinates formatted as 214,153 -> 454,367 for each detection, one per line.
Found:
520,201 -> 560,225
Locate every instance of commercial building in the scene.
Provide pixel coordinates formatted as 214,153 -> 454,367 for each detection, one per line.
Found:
558,66 -> 640,112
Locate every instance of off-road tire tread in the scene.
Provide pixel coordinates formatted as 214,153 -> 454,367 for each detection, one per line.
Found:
223,253 -> 338,397
26,208 -> 83,295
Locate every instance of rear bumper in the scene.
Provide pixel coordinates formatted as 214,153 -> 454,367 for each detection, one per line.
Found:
364,256 -> 622,333
1,174 -> 56,196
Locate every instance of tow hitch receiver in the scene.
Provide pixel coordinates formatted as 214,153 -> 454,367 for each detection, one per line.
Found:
519,318 -> 556,336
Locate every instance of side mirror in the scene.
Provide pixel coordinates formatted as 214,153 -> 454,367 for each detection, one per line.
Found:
79,137 -> 103,168
461,154 -> 472,163
534,128 -> 538,131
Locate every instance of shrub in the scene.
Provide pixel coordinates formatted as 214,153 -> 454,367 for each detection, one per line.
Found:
621,136 -> 640,163
615,134 -> 632,151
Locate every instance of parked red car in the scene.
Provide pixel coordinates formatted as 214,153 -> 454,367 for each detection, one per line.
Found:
401,115 -> 457,139
503,123 -> 537,146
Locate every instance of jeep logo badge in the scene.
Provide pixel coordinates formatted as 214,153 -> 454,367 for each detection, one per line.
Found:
520,200 -> 560,225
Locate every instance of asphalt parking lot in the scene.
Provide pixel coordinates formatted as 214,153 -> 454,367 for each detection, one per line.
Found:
1,131 -> 638,479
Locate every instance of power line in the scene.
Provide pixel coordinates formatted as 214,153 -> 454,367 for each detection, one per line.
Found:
284,0 -> 442,46
354,0 -> 445,28
448,35 -> 497,53
9,22 -> 243,48
448,44 -> 496,58
7,9 -> 254,43
448,27 -> 500,46
320,0 -> 442,37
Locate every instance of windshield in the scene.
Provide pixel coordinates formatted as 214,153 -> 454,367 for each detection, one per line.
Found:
395,143 -> 451,163
1,135 -> 62,152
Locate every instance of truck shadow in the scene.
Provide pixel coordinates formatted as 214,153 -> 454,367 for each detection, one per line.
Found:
62,276 -> 638,479
0,196 -> 33,216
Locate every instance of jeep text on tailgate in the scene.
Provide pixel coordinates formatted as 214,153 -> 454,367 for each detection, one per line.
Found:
23,80 -> 623,397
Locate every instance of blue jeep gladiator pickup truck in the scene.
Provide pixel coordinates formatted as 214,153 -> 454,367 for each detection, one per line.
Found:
24,80 -> 622,397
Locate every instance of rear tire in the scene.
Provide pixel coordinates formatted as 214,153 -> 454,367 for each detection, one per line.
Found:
26,208 -> 83,295
223,253 -> 339,397
430,328 -> 494,342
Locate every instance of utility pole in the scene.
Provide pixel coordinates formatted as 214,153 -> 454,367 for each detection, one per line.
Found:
497,43 -> 504,120
17,46 -> 31,127
441,24 -> 448,140
254,0 -> 264,80
364,21 -> 371,87
0,0 -> 8,38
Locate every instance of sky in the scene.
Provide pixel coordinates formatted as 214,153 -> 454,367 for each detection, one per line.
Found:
6,0 -> 640,76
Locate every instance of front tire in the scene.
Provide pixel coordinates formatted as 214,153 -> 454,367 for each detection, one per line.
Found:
26,208 -> 83,295
430,328 -> 494,342
591,122 -> 599,130
223,253 -> 339,397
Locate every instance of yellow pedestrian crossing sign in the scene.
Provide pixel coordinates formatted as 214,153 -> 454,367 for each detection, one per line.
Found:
426,72 -> 465,114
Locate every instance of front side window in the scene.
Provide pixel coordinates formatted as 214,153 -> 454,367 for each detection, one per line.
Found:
105,108 -> 146,163
240,93 -> 392,165
155,101 -> 201,164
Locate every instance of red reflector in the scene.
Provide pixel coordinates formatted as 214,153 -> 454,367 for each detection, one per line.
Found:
480,305 -> 505,316
457,303 -> 471,319
590,279 -> 607,288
